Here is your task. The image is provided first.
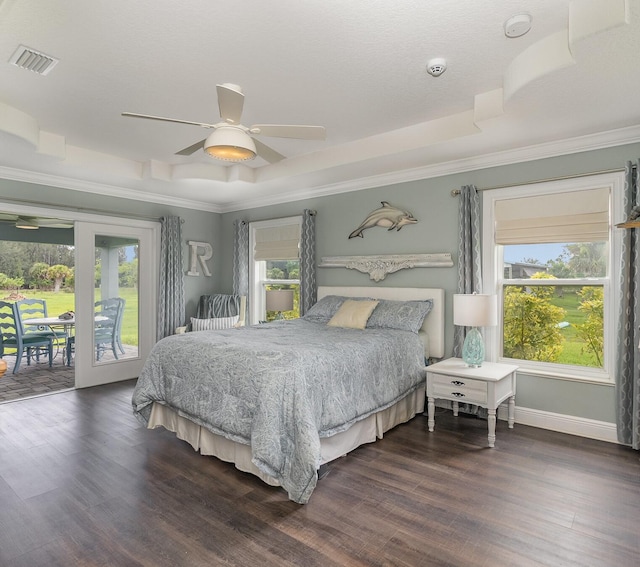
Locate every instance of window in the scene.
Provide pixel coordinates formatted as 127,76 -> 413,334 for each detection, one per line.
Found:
249,216 -> 301,324
482,173 -> 624,383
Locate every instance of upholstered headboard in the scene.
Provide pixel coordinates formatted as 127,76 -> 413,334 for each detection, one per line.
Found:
317,286 -> 445,359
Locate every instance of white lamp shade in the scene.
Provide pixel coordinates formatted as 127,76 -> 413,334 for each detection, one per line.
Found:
266,289 -> 294,312
204,126 -> 257,161
453,294 -> 497,327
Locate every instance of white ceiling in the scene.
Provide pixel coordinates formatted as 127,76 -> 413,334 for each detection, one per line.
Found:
0,0 -> 639,213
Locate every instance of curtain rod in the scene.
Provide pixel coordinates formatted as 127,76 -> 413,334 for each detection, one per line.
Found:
450,166 -> 632,197
236,210 -> 317,225
0,194 -> 163,222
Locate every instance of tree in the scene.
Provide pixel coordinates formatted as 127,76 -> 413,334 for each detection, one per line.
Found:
503,273 -> 566,362
29,262 -> 52,290
574,286 -> 604,367
267,266 -> 284,279
47,264 -> 72,292
564,242 -> 606,277
0,242 -> 74,286
65,267 -> 75,291
119,259 -> 138,288
266,260 -> 300,280
546,257 -> 574,279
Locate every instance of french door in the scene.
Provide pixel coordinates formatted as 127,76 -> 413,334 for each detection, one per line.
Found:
74,220 -> 158,387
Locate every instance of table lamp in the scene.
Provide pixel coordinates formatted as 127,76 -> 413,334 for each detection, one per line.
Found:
266,289 -> 294,320
453,293 -> 497,367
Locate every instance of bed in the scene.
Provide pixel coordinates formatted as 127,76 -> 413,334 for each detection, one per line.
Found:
132,286 -> 444,503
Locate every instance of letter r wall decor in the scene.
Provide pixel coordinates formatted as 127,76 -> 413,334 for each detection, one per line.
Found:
187,241 -> 213,276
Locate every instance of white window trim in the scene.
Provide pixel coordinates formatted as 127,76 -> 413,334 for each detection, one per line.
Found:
248,216 -> 302,325
482,172 -> 624,384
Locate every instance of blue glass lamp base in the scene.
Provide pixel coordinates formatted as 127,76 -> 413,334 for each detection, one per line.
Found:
462,327 -> 485,367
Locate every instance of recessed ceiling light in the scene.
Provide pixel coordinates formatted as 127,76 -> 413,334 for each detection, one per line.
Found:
504,13 -> 532,38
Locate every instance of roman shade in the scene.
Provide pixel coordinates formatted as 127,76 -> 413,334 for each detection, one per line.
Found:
253,223 -> 301,260
495,187 -> 609,244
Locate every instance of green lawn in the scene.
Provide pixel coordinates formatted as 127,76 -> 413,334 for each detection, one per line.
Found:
550,289 -> 600,367
3,287 -> 139,346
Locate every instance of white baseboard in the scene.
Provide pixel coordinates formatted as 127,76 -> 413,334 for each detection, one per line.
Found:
498,405 -> 618,444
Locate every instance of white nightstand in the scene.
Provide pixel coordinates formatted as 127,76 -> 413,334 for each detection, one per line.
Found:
426,357 -> 518,447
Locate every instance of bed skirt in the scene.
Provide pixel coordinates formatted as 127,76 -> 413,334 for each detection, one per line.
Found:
147,384 -> 425,488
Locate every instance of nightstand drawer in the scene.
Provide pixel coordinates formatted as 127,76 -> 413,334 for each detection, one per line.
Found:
430,373 -> 488,404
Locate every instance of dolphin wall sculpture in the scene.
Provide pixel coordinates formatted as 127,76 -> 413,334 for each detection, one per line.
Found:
348,201 -> 418,239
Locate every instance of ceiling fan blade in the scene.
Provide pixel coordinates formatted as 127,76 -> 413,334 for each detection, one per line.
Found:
0,213 -> 73,228
176,138 -> 207,156
38,220 -> 74,229
217,84 -> 245,124
251,124 -> 326,140
122,112 -> 215,129
253,138 -> 286,164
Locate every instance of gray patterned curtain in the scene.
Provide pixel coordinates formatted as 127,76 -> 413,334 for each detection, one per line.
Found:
453,185 -> 483,357
157,216 -> 184,340
233,219 -> 249,323
299,209 -> 317,316
616,160 -> 640,450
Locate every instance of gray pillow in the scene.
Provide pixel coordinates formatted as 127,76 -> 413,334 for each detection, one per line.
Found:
366,299 -> 433,333
303,295 -> 376,323
302,295 -> 348,323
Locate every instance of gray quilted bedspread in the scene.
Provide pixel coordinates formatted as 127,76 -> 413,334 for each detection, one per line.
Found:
132,318 -> 426,503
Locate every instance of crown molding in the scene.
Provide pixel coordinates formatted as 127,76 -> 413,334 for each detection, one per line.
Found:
0,165 -> 223,213
221,125 -> 640,212
2,124 -> 640,215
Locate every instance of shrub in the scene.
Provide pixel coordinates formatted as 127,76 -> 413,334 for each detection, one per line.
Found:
0,272 -> 24,290
574,286 -> 604,366
503,274 -> 566,362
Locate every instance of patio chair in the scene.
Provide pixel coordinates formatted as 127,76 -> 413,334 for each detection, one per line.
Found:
14,298 -> 68,349
95,297 -> 125,361
115,298 -> 126,354
0,300 -> 53,374
65,297 -> 125,365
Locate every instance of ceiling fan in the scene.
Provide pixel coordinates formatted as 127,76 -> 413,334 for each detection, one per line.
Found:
122,83 -> 326,164
0,213 -> 74,230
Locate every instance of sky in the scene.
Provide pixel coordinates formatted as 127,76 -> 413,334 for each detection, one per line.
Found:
503,243 -> 567,265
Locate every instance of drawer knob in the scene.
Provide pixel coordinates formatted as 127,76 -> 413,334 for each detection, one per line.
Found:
452,392 -> 465,398
451,380 -> 465,386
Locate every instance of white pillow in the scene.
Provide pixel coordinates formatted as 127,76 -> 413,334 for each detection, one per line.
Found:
190,315 -> 239,331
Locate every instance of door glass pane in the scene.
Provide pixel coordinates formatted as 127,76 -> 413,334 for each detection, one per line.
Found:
94,235 -> 138,363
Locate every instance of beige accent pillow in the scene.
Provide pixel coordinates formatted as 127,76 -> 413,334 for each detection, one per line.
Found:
327,299 -> 379,329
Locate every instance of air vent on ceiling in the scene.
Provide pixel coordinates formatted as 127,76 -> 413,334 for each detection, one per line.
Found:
8,45 -> 59,75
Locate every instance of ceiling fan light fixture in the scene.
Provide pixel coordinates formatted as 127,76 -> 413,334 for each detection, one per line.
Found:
204,127 -> 257,162
16,216 -> 39,229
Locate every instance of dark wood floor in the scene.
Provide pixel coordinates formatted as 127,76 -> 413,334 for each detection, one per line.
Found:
1,381 -> 638,567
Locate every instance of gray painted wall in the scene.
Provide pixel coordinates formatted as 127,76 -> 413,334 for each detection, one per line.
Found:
0,178 -> 223,323
2,141 -> 639,423
219,142 -> 640,424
